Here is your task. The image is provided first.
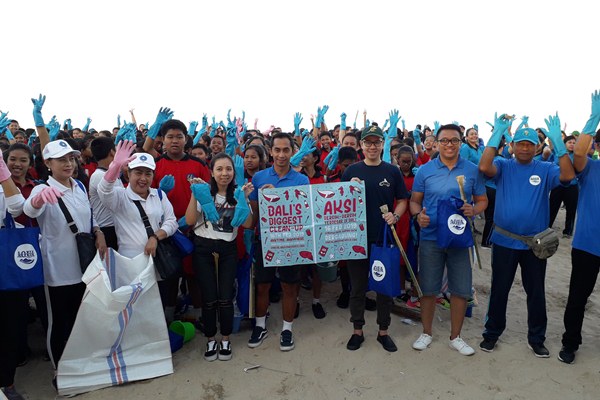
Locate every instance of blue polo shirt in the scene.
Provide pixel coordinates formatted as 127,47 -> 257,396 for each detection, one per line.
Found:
413,157 -> 485,241
490,158 -> 561,250
249,166 -> 309,202
573,160 -> 600,257
459,143 -> 483,166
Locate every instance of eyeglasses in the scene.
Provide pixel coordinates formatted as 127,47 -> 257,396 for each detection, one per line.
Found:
437,138 -> 461,146
362,140 -> 383,148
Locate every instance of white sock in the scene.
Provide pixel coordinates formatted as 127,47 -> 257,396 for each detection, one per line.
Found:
282,320 -> 293,332
312,298 -> 320,305
255,316 -> 266,329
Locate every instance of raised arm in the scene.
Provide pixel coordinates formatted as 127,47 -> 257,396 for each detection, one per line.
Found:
574,90 -> 600,173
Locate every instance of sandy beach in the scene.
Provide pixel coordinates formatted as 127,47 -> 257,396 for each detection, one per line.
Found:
13,211 -> 600,400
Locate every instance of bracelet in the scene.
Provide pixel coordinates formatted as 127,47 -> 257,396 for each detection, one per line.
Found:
149,234 -> 159,241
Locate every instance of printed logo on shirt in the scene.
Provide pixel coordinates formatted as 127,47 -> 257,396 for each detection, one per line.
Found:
447,214 -> 467,235
14,244 -> 38,270
371,260 -> 386,281
379,178 -> 391,187
529,175 -> 541,186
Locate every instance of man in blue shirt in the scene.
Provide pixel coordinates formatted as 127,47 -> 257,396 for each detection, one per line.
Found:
558,91 -> 600,364
247,132 -> 309,352
479,113 -> 575,358
410,124 -> 487,356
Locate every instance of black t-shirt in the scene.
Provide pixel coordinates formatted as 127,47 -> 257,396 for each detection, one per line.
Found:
342,160 -> 409,242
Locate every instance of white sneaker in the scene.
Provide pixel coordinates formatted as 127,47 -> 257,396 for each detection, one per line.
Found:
449,336 -> 475,356
412,333 -> 433,350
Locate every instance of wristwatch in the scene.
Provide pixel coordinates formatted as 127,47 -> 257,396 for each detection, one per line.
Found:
393,213 -> 401,223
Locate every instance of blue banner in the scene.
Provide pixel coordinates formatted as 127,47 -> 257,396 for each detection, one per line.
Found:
259,182 -> 368,267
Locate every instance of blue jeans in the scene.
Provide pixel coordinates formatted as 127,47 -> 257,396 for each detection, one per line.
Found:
418,240 -> 472,298
483,244 -> 547,344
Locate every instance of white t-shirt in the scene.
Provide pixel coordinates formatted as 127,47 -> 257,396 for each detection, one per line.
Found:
24,177 -> 95,287
193,194 -> 237,242
89,168 -> 123,227
0,186 -> 25,228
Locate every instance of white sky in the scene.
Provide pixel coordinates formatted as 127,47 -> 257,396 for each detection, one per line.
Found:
3,0 -> 599,140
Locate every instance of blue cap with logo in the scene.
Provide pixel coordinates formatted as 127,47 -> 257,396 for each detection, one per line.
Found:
512,128 -> 539,145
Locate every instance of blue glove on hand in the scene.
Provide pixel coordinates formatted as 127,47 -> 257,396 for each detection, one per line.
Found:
209,120 -> 218,138
340,113 -> 347,131
159,175 -> 175,193
488,113 -> 511,148
231,187 -> 250,227
147,107 -> 174,139
382,119 -> 389,131
225,128 -> 238,157
388,109 -> 401,138
544,113 -> 567,157
433,121 -> 440,137
516,115 -> 529,131
294,112 -> 303,137
47,119 -> 61,141
315,105 -> 329,129
201,114 -> 208,130
234,154 -> 246,188
115,123 -> 137,144
188,121 -> 198,136
0,112 -> 10,133
325,146 -> 340,170
382,134 -> 392,163
31,94 -> 46,127
191,183 -> 219,223
582,89 -> 600,135
82,117 -> 92,132
193,126 -> 207,145
290,136 -> 316,167
365,119 -> 370,129
4,128 -> 14,140
177,216 -> 188,230
412,166 -> 419,175
413,127 -> 422,146
28,131 -> 36,147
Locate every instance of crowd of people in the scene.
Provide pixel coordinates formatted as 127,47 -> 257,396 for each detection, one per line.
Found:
1,91 -> 599,399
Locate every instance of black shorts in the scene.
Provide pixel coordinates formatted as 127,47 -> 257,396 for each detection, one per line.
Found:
253,241 -> 301,284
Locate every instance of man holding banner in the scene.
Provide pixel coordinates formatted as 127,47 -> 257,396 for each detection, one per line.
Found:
342,125 -> 409,352
410,124 -> 487,356
248,132 -> 309,351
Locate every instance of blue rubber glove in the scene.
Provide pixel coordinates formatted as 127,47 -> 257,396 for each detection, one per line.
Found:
225,127 -> 238,157
4,128 -> 14,140
231,187 -> 250,227
0,112 -> 9,133
473,124 -> 478,132
31,94 -> 46,127
294,112 -> 303,137
340,113 -> 347,131
382,134 -> 392,163
388,109 -> 400,138
210,120 -> 219,138
315,105 -> 329,129
516,115 -> 529,131
48,120 -> 60,141
159,175 -> 175,193
413,127 -> 422,146
233,155 -> 246,188
201,114 -> 208,130
544,113 -> 567,157
115,123 -> 136,144
64,119 -> 72,131
191,183 -> 219,223
188,121 -> 198,136
177,216 -> 188,230
486,113 -> 510,148
193,126 -> 207,145
326,146 -> 340,170
147,107 -> 173,139
581,89 -> 600,135
82,117 -> 92,132
433,121 -> 440,137
452,120 -> 460,126
412,166 -> 419,175
227,109 -> 233,125
290,136 -> 316,167
382,119 -> 389,131
28,131 -> 36,147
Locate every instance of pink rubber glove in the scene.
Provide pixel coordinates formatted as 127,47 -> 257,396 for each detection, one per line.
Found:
104,140 -> 137,182
31,186 -> 64,208
0,156 -> 11,182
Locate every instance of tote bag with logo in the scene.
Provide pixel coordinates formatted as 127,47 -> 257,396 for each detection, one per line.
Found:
368,224 -> 402,297
436,196 -> 474,249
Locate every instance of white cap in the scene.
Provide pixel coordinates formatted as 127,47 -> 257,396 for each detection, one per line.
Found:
128,153 -> 156,170
42,140 -> 81,160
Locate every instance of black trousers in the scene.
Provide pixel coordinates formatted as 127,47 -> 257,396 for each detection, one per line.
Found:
562,248 -> 600,350
347,252 -> 392,331
549,184 -> 579,236
192,237 -> 237,338
0,290 -> 28,387
47,283 -> 86,368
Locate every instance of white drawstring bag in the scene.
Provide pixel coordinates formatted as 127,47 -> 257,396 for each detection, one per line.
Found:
57,249 -> 173,396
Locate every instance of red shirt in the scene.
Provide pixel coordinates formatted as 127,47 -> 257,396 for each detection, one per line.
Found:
82,161 -> 97,178
152,154 -> 211,218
